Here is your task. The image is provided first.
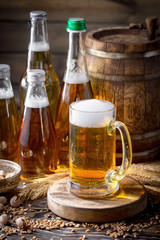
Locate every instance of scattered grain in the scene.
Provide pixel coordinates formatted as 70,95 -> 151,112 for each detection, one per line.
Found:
79,235 -> 86,240
0,205 -> 4,212
0,197 -> 7,205
10,196 -> 22,208
74,223 -> 80,228
16,218 -> 27,230
0,214 -> 8,225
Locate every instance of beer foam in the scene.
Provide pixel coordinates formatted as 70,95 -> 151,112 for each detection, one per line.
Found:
69,99 -> 115,127
64,72 -> 89,84
29,42 -> 50,52
0,88 -> 14,99
25,95 -> 49,108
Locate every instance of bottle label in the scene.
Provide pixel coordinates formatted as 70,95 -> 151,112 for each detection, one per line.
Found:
63,71 -> 89,84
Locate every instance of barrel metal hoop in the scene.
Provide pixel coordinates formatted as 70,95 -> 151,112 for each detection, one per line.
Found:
89,71 -> 160,82
116,145 -> 160,158
116,128 -> 160,141
86,47 -> 160,59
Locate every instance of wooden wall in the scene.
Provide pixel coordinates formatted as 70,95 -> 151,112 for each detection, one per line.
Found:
0,0 -> 160,107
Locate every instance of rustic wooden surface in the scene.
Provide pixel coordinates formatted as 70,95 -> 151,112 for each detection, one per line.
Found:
47,177 -> 147,223
1,194 -> 160,240
85,27 -> 160,162
0,1 -> 160,238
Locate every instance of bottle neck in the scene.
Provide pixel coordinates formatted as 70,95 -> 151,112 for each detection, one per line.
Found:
25,82 -> 49,109
30,17 -> 48,43
0,72 -> 14,98
67,31 -> 85,66
64,30 -> 89,84
27,17 -> 52,70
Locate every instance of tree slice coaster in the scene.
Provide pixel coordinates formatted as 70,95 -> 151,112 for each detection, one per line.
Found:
47,176 -> 147,223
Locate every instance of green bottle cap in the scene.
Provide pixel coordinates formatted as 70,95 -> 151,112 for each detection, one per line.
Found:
66,18 -> 86,31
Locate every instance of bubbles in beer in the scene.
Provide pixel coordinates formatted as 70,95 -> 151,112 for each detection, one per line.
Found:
70,99 -> 115,127
25,95 -> 49,108
29,42 -> 50,52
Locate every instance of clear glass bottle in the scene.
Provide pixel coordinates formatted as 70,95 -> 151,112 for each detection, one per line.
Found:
20,11 -> 60,122
18,69 -> 58,181
55,18 -> 93,170
0,64 -> 20,162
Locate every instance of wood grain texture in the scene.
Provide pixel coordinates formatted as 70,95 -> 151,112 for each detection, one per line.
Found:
0,193 -> 158,240
47,176 -> 147,223
0,53 -> 66,83
1,0 -> 160,94
0,22 -> 107,53
0,0 -> 160,163
85,27 -> 160,162
146,16 -> 158,40
0,0 -> 160,25
0,0 -> 133,24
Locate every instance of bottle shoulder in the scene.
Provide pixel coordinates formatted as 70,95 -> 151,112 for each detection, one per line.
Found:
57,81 -> 93,107
46,68 -> 60,84
20,71 -> 28,88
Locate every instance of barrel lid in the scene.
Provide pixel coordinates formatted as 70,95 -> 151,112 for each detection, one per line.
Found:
30,11 -> 47,18
66,18 -> 86,32
86,28 -> 160,53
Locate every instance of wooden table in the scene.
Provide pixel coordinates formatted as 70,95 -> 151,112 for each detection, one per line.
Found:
2,195 -> 160,240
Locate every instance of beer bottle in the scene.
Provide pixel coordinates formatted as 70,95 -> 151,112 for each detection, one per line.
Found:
0,64 -> 20,163
55,18 -> 93,169
18,69 -> 58,181
20,11 -> 60,122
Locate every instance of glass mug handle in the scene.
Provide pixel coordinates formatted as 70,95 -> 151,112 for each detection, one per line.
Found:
106,121 -> 132,183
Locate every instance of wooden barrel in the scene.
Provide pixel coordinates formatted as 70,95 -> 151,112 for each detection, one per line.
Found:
85,27 -> 160,163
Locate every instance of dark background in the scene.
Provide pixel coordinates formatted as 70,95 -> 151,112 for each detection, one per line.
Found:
0,0 -> 160,107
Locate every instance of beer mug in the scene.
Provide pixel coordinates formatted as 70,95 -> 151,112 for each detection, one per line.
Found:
68,99 -> 132,198
0,64 -> 20,163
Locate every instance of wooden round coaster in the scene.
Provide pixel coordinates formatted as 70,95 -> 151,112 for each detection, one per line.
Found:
47,176 -> 147,223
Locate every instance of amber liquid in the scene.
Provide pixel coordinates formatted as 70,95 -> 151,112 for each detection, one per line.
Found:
0,97 -> 20,162
18,105 -> 57,181
55,82 -> 93,169
69,124 -> 116,187
19,50 -> 60,122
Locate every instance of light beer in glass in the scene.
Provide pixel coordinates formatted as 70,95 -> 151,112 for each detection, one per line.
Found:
68,99 -> 132,198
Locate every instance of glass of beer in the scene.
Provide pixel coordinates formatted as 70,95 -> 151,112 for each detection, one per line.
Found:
68,99 -> 132,198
